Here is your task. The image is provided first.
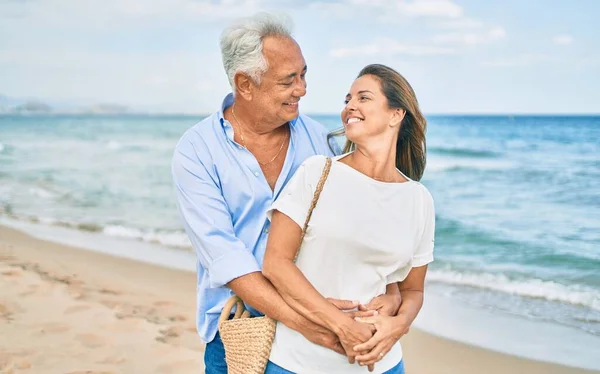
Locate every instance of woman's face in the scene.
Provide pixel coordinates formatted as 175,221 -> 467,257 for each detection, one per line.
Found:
341,74 -> 399,144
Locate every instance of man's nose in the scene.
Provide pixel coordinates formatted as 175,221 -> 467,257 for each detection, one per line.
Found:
294,78 -> 307,97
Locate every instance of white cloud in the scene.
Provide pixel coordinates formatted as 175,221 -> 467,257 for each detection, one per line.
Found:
553,35 -> 573,45
395,0 -> 463,18
435,17 -> 485,29
482,54 -> 548,68
433,27 -> 506,45
1,0 -> 270,30
310,0 -> 464,20
330,38 -> 455,58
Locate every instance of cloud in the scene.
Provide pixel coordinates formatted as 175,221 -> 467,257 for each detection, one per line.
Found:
553,35 -> 573,45
395,0 -> 463,18
330,38 -> 455,58
0,0 -> 273,30
481,54 -> 548,68
434,17 -> 485,29
433,27 -> 506,45
310,0 -> 464,20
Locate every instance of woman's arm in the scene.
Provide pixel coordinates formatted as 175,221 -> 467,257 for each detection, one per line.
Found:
353,265 -> 428,366
262,210 -> 375,360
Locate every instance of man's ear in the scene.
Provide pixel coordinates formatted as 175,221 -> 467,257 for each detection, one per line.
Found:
234,73 -> 254,101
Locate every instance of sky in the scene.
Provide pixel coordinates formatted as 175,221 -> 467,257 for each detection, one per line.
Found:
1,0 -> 599,114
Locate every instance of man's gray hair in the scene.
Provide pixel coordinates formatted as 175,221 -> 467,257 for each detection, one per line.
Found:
220,12 -> 294,89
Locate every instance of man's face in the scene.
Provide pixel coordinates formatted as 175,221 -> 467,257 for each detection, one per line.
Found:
250,36 -> 307,126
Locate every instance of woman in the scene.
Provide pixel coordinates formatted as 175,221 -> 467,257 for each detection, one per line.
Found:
262,64 -> 435,374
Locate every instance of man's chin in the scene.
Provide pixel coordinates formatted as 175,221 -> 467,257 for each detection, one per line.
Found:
281,108 -> 299,122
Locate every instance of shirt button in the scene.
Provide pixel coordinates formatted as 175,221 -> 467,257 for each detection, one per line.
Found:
238,145 -> 243,150
254,171 -> 259,177
264,228 -> 269,234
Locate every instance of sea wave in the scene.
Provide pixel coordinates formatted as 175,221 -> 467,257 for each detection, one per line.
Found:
428,269 -> 600,311
429,147 -> 499,158
28,186 -> 58,199
106,140 -> 122,150
426,156 -> 513,172
102,225 -> 191,248
0,210 -> 191,249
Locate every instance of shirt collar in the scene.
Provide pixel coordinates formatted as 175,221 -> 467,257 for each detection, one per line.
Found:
218,92 -> 299,128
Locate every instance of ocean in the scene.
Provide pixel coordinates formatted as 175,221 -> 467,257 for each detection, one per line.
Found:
1,114 -> 599,366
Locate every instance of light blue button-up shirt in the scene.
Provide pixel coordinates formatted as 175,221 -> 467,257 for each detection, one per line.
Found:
172,93 -> 339,343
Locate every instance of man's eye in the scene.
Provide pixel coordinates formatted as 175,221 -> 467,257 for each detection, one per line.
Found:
282,82 -> 293,86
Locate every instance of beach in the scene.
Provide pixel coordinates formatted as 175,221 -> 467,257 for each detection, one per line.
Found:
1,224 -> 598,374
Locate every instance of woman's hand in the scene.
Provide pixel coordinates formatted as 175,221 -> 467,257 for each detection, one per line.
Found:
358,293 -> 402,317
353,314 -> 410,367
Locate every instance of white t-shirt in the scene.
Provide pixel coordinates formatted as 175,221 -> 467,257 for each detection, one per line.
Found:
267,154 -> 435,374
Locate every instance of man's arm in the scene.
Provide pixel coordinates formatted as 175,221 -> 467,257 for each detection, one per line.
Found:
263,210 -> 376,361
227,273 -> 344,354
171,142 -> 343,353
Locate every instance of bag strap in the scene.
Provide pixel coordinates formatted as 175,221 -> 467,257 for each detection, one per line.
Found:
219,157 -> 332,325
295,157 -> 332,262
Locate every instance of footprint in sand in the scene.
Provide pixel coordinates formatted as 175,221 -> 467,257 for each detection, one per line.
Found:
157,359 -> 200,374
0,304 -> 12,320
64,305 -> 93,315
155,326 -> 182,344
153,301 -> 174,307
0,352 -> 32,371
1,269 -> 21,277
75,333 -> 106,349
97,354 -> 127,365
32,322 -> 71,336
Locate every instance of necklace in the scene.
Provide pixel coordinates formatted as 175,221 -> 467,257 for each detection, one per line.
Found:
231,104 -> 288,166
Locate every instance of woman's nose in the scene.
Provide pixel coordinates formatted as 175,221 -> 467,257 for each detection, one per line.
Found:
345,98 -> 357,111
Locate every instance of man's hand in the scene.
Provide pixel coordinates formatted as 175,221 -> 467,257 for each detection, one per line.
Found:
328,298 -> 378,319
336,319 -> 377,371
358,293 -> 402,317
296,319 -> 345,355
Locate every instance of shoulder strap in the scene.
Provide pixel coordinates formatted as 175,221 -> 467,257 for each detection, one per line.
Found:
295,157 -> 332,262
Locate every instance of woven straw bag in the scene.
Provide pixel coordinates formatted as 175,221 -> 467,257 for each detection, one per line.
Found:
218,157 -> 333,374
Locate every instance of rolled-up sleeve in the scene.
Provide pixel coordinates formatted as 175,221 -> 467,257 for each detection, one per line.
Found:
413,188 -> 435,267
172,140 -> 260,288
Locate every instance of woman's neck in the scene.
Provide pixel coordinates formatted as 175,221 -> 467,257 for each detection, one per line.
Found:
344,142 -> 405,183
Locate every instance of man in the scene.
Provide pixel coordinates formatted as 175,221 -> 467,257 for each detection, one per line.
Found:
172,12 -> 401,373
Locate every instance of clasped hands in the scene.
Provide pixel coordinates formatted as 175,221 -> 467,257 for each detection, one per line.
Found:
328,294 -> 409,372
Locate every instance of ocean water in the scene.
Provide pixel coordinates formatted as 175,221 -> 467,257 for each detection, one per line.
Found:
1,114 -> 599,357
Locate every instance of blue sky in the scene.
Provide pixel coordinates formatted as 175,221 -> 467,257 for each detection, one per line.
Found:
1,0 -> 599,114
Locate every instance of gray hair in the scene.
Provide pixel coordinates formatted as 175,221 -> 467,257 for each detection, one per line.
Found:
220,12 -> 294,89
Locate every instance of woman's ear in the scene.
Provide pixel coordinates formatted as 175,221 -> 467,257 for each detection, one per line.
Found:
390,109 -> 406,128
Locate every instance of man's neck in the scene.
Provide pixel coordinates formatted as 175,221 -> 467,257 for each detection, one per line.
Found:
230,103 -> 286,138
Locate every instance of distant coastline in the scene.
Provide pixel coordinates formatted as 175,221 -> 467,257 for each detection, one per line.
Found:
2,94 -> 599,117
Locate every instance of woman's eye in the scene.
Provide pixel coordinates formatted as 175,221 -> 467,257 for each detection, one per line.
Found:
360,96 -> 369,101
343,99 -> 349,104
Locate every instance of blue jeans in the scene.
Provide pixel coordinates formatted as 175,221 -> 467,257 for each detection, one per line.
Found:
265,359 -> 405,374
204,332 -> 228,374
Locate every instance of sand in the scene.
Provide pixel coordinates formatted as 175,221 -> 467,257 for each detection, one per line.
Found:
1,225 -> 597,374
